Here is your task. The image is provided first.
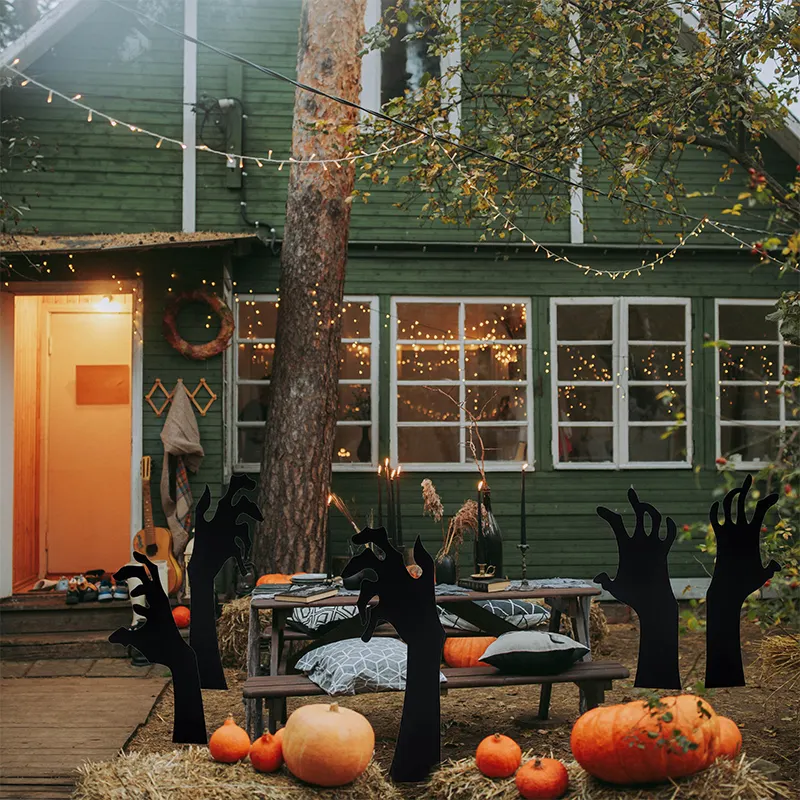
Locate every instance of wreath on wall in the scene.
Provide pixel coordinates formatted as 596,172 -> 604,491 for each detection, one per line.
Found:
163,290 -> 235,360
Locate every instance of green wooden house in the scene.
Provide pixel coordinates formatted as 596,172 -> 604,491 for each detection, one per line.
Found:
1,0 -> 797,598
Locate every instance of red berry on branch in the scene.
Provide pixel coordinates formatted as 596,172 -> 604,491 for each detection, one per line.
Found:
715,456 -> 728,465
682,524 -> 691,532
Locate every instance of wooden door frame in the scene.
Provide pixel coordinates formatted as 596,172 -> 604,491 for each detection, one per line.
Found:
4,281 -> 143,587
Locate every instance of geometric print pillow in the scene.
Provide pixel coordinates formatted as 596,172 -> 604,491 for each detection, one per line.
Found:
295,638 -> 447,695
437,599 -> 550,632
288,604 -> 360,636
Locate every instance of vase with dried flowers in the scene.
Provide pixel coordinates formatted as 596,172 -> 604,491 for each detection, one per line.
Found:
421,479 -> 456,584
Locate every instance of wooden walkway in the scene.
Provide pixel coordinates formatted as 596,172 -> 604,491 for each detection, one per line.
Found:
0,675 -> 168,799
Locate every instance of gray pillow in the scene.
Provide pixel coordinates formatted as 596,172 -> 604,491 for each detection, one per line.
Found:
479,631 -> 589,675
288,605 -> 360,635
296,638 -> 448,695
438,599 -> 550,632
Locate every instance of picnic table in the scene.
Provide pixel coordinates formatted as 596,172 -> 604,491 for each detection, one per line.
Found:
243,579 -> 629,737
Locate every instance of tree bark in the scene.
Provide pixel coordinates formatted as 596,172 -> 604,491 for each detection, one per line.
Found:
253,0 -> 366,575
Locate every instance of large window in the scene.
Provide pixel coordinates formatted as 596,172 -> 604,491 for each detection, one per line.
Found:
551,298 -> 692,468
392,298 -> 533,468
231,295 -> 379,471
716,299 -> 798,467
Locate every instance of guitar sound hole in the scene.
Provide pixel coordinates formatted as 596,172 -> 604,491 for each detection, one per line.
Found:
146,544 -> 158,557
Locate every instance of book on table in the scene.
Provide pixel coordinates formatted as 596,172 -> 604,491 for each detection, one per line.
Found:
274,584 -> 339,603
457,577 -> 511,593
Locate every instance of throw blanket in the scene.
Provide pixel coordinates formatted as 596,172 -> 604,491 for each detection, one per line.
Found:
160,382 -> 204,563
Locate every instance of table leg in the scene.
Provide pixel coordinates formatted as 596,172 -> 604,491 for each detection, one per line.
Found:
569,597 -> 592,715
268,609 -> 288,731
537,598 -> 563,720
245,604 -> 263,739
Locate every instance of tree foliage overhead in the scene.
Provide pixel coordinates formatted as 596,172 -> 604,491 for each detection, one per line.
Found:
356,0 -> 799,268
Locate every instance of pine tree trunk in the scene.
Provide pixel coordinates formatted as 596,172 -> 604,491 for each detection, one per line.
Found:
253,0 -> 366,575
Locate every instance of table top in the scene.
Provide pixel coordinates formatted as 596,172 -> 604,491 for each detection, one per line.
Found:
250,584 -> 599,610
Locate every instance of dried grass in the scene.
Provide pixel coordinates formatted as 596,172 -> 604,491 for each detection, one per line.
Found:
758,633 -> 800,690
73,747 -> 403,800
422,479 -> 444,523
426,753 -> 795,800
217,596 -> 270,671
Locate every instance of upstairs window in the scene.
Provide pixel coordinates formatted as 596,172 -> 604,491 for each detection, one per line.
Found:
716,299 -> 798,468
551,298 -> 692,468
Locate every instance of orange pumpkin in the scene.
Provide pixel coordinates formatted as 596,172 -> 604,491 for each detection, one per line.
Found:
716,717 -> 742,760
208,715 -> 251,763
571,695 -> 720,784
281,702 -> 374,787
256,573 -> 293,585
475,733 -> 521,778
443,637 -> 496,668
249,730 -> 283,773
515,758 -> 569,799
172,605 -> 191,628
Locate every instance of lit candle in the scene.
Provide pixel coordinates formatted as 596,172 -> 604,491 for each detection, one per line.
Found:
377,464 -> 383,528
395,465 -> 403,548
385,459 -> 395,543
477,480 -> 484,566
326,493 -> 333,579
521,463 -> 528,546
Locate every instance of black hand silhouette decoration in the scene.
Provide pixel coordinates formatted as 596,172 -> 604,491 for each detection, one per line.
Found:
706,474 -> 780,688
595,489 -> 680,689
189,474 -> 264,689
341,528 -> 446,783
108,552 -> 207,743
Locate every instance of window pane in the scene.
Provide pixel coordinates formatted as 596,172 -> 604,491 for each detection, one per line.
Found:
721,425 -> 780,464
396,344 -> 460,380
238,343 -> 274,380
465,344 -> 527,380
628,304 -> 685,341
399,426 -> 460,463
397,386 -> 459,422
341,302 -> 372,339
238,425 -> 265,464
557,426 -> 614,462
464,303 -> 526,340
557,345 -> 613,381
339,342 -> 371,379
628,426 -> 687,462
238,300 -> 278,339
629,345 -> 686,381
396,303 -> 459,340
465,387 -> 528,421
628,385 -> 686,422
334,426 -> 373,464
338,385 -> 371,421
718,305 -> 777,341
557,386 -> 613,422
237,384 -> 269,422
719,344 -> 780,381
556,305 -> 612,341
720,385 -> 780,421
478,426 -> 528,461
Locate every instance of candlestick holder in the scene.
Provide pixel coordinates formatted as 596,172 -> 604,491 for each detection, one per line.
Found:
517,543 -> 530,587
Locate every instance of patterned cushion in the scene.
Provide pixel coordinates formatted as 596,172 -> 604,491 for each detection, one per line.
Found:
437,599 -> 550,632
288,605 -> 360,635
296,638 -> 447,695
478,631 -> 589,675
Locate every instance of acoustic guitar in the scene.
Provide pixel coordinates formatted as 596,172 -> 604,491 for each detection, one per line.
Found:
132,456 -> 183,595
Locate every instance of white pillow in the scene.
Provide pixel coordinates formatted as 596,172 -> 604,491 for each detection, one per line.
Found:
479,631 -> 589,675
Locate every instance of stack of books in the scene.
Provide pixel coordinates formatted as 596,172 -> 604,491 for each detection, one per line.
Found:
457,576 -> 511,593
273,584 -> 339,603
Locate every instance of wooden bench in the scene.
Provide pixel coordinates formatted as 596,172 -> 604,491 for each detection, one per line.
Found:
243,660 -> 629,733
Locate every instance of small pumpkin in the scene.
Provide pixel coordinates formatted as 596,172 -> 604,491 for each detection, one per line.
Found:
475,733 -> 521,778
281,702 -> 374,787
571,695 -> 720,784
716,717 -> 742,760
443,637 -> 496,668
249,730 -> 283,773
515,757 -> 569,799
172,605 -> 191,628
256,573 -> 293,586
209,714 -> 250,763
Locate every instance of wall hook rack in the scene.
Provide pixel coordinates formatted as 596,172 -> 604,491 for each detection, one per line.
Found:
146,378 -> 217,417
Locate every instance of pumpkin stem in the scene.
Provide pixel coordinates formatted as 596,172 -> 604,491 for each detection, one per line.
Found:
224,714 -> 235,724
493,733 -> 502,741
329,702 -> 340,713
534,757 -> 542,768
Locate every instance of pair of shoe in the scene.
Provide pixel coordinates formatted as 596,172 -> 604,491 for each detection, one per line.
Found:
66,575 -> 98,604
98,579 -> 129,603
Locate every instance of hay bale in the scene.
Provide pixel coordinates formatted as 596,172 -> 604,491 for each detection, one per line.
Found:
217,596 -> 271,671
426,753 -> 795,800
560,601 -> 608,649
74,747 -> 403,800
758,634 -> 800,690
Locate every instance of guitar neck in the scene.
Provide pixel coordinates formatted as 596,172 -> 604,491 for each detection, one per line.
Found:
142,477 -> 156,543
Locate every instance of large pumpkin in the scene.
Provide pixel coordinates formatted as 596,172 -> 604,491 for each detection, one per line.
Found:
443,637 -> 496,668
256,573 -> 293,585
571,695 -> 720,784
716,717 -> 742,760
281,702 -> 374,787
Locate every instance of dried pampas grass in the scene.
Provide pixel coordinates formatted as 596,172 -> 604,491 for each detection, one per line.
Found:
426,753 -> 795,800
217,596 -> 270,671
74,747 -> 402,800
758,633 -> 800,690
422,478 -> 444,523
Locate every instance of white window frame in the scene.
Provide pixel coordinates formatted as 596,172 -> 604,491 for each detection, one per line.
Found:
228,294 -> 380,473
390,296 -> 534,471
360,0 -> 461,133
550,297 -> 693,470
715,298 -> 798,470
